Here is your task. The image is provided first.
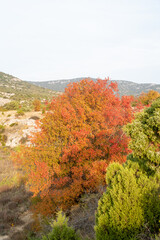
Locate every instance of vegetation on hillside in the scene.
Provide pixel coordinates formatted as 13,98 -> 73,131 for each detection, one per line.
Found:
0,72 -> 59,112
132,90 -> 160,107
26,98 -> 160,239
1,75 -> 159,239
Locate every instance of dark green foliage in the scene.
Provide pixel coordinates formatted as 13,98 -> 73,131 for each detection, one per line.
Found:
0,125 -> 7,146
0,134 -> 7,146
10,122 -> 18,127
0,124 -> 5,133
124,98 -> 160,175
27,233 -> 41,240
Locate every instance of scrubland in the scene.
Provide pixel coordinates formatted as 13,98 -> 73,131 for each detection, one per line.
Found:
0,79 -> 160,240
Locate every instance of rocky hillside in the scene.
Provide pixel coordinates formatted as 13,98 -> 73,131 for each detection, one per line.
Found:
0,72 -> 58,103
30,78 -> 160,96
0,110 -> 42,148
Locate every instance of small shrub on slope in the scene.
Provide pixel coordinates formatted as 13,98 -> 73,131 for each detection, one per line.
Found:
42,211 -> 81,240
16,108 -> 25,116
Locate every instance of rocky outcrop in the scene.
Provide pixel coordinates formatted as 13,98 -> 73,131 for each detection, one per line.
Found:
0,111 -> 41,148
0,98 -> 11,106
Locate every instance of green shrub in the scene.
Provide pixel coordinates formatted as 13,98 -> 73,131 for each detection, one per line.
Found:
153,234 -> 160,240
27,233 -> 41,240
10,122 -> 18,127
3,101 -> 19,110
42,107 -> 46,114
95,162 -> 143,240
0,134 -> 7,146
0,124 -> 5,133
21,105 -> 32,112
95,161 -> 160,240
16,109 -> 25,116
124,98 -> 160,175
42,211 -> 81,240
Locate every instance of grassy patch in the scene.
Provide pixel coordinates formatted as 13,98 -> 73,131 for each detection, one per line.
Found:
10,122 -> 18,127
0,124 -> 5,133
0,173 -> 20,188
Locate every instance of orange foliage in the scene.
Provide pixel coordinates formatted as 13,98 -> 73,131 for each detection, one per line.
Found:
132,90 -> 160,108
13,78 -> 133,215
33,99 -> 41,111
139,90 -> 160,105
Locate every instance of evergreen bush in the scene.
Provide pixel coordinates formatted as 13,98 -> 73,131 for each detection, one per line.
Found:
95,99 -> 160,239
95,162 -> 143,239
95,161 -> 160,239
42,211 -> 81,240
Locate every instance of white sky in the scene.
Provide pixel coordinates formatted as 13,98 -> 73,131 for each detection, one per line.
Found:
0,0 -> 160,84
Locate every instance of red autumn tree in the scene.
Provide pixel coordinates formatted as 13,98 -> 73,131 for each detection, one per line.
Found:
13,78 -> 133,215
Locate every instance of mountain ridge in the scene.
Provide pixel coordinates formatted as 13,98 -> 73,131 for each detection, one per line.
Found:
29,78 -> 160,96
0,72 -> 159,97
0,72 -> 58,102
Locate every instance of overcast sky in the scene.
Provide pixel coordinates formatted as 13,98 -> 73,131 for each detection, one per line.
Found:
0,0 -> 160,84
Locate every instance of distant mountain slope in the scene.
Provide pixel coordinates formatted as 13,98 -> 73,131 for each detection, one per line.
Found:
30,78 -> 160,96
29,78 -> 85,92
111,80 -> 160,96
0,72 -> 58,101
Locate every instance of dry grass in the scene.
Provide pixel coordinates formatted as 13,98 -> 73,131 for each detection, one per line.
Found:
0,146 -> 33,238
0,147 -> 19,188
68,193 -> 102,240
